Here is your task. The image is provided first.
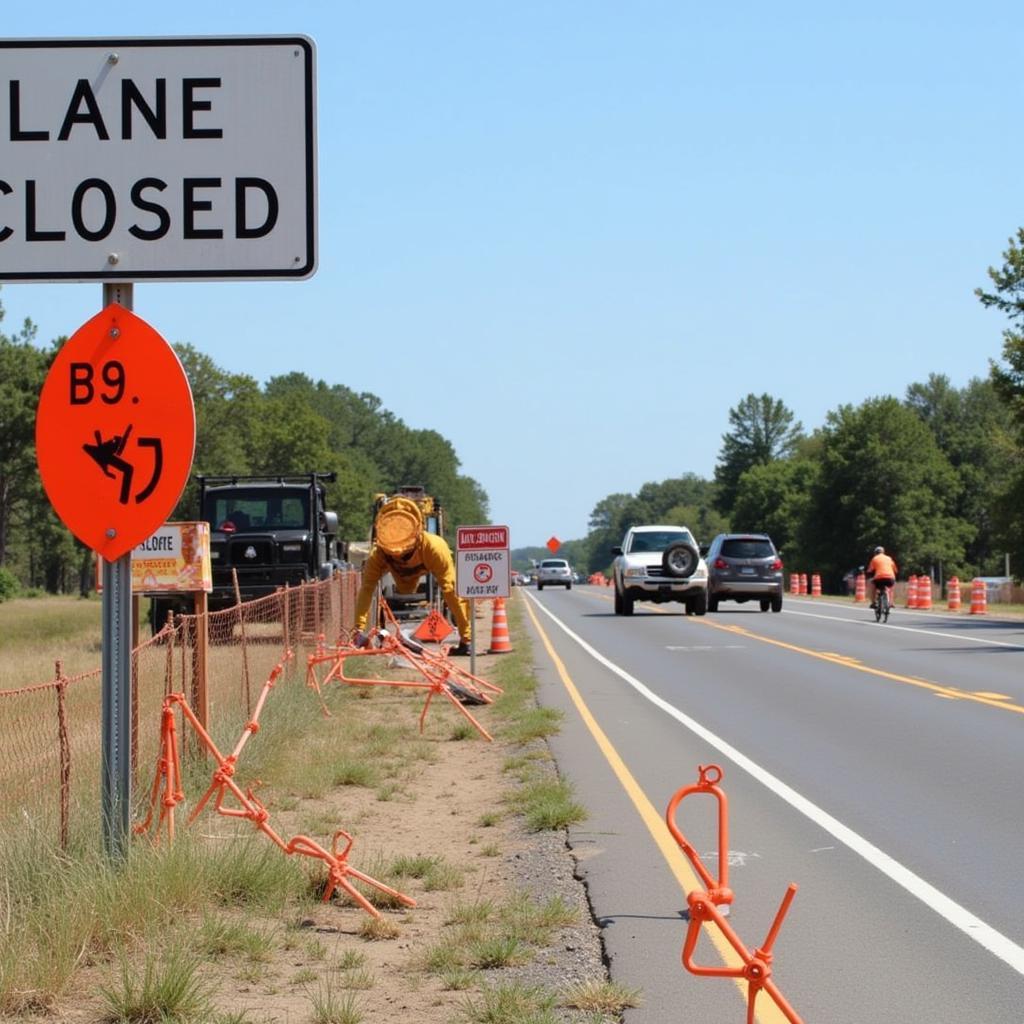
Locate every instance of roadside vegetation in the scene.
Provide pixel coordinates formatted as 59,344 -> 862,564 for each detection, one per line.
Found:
0,599 -> 609,1022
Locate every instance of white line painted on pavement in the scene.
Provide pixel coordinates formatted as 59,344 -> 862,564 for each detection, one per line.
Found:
526,592 -> 1024,978
782,607 -> 1024,650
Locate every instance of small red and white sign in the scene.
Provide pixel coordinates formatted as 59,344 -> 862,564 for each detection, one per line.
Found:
456,524 -> 510,599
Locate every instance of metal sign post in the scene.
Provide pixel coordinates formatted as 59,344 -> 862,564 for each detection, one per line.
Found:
101,281 -> 133,859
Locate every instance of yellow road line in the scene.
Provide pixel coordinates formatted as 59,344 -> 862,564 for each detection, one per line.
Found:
522,597 -> 791,1024
584,587 -> 1024,717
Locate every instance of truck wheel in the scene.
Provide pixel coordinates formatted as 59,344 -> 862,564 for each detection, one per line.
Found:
760,599 -> 770,612
771,594 -> 783,613
708,594 -> 719,613
692,591 -> 707,616
662,541 -> 699,579
622,593 -> 634,616
538,582 -> 544,591
614,588 -> 623,614
566,581 -> 572,590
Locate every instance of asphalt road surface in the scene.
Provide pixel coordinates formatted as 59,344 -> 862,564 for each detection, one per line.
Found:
519,585 -> 1024,1024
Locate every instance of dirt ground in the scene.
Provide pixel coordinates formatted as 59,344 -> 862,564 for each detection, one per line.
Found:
27,605 -> 610,1023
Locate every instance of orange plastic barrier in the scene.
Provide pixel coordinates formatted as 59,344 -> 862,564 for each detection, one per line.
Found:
789,574 -> 799,596
970,578 -> 988,615
810,574 -> 821,598
413,607 -> 454,643
854,572 -> 866,603
946,576 -> 961,612
135,656 -> 416,918
798,573 -> 808,596
906,575 -> 919,609
665,765 -> 804,1024
917,576 -> 933,610
305,601 -> 502,741
488,597 -> 512,654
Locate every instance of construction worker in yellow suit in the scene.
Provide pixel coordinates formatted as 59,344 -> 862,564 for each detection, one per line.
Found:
353,496 -> 473,655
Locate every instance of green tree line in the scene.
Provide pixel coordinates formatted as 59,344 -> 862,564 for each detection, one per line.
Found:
568,231 -> 1024,588
0,304 -> 487,597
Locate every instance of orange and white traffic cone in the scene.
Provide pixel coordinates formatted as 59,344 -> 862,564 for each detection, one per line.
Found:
917,576 -> 933,610
488,597 -> 513,653
811,573 -> 822,597
946,576 -> 961,612
906,575 -> 919,609
854,573 -> 866,603
969,578 -> 988,615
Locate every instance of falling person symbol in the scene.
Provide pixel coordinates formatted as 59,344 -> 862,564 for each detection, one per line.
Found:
83,425 -> 135,505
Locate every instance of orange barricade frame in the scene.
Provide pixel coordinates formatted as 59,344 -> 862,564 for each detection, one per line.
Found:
305,600 -> 503,741
665,765 -> 804,1024
135,652 -> 416,918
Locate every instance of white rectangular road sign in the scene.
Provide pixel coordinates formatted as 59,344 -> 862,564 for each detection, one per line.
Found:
0,36 -> 316,281
456,525 -> 510,600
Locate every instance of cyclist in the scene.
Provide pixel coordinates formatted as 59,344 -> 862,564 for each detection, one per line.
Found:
866,546 -> 898,611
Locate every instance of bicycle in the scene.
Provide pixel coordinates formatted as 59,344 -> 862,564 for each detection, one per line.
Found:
874,585 -> 891,623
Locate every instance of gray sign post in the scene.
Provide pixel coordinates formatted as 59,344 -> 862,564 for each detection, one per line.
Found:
100,282 -> 133,859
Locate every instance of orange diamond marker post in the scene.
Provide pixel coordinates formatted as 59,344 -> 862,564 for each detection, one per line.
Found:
546,536 -> 561,554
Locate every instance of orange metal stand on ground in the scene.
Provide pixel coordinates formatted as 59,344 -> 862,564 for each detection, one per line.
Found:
665,765 -> 804,1024
305,600 -> 502,741
135,656 -> 416,918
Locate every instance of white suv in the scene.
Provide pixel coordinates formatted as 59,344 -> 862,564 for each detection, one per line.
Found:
537,558 -> 573,590
611,525 -> 708,616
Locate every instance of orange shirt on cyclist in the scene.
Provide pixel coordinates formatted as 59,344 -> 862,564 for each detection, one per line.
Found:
867,552 -> 898,580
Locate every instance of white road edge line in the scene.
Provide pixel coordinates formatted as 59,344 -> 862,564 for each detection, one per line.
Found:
526,592 -> 1024,977
782,606 -> 1024,650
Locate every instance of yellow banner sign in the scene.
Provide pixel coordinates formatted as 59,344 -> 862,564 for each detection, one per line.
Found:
97,522 -> 213,594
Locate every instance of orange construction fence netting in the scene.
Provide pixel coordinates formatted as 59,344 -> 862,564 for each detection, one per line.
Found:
0,572 -> 360,850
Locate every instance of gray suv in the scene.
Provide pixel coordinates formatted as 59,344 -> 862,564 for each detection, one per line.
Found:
705,533 -> 783,612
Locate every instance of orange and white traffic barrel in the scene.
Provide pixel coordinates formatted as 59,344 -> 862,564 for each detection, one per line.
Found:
854,572 -> 866,603
906,575 -> 919,609
917,576 -> 933,610
811,573 -> 822,597
946,576 -> 961,612
969,578 -> 988,615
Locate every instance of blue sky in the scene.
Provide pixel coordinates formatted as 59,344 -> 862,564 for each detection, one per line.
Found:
2,3 -> 1022,547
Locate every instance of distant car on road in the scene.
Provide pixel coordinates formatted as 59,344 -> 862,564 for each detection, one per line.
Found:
537,558 -> 573,590
705,533 -> 783,612
611,524 -> 707,616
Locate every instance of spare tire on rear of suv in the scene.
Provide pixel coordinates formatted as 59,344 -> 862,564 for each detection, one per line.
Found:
662,540 -> 699,579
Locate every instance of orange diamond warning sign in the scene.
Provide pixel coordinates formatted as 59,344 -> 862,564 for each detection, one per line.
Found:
546,536 -> 561,554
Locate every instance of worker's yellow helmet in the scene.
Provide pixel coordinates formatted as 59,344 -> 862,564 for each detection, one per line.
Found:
375,496 -> 423,556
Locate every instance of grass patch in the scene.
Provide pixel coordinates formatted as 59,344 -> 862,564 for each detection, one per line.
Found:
357,916 -> 400,941
99,946 -> 213,1023
458,982 -> 558,1024
506,778 -> 588,832
466,933 -> 532,969
390,853 -> 465,891
504,706 -> 562,744
195,916 -> 276,962
562,979 -> 643,1013
308,977 -> 364,1024
329,757 -> 379,788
